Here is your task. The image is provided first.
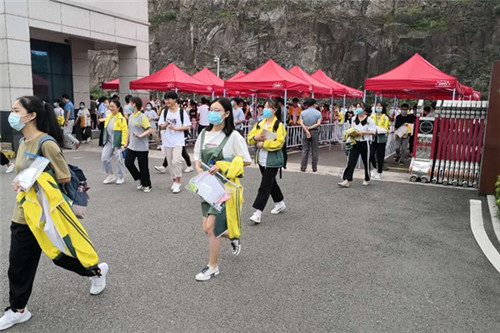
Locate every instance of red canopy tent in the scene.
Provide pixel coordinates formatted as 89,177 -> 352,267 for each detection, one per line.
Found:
225,72 -> 255,97
311,69 -> 363,98
102,78 -> 119,90
129,63 -> 211,93
192,67 -> 225,96
224,59 -> 311,95
288,66 -> 332,97
364,53 -> 465,100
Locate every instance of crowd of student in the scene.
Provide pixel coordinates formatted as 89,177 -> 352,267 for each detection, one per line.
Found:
0,91 -> 428,330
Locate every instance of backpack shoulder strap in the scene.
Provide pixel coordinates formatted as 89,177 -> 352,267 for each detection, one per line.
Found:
273,119 -> 281,132
180,108 -> 184,124
37,135 -> 58,156
219,132 -> 231,148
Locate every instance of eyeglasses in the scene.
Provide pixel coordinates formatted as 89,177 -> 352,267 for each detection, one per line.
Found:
209,108 -> 225,113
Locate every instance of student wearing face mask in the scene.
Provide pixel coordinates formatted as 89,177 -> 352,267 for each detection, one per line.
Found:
76,102 -> 92,143
101,100 -> 128,185
394,103 -> 416,166
193,98 -> 252,281
144,102 -> 159,130
369,102 -> 390,179
247,100 -> 287,224
338,103 -> 376,187
1,96 -> 108,331
123,95 -> 134,121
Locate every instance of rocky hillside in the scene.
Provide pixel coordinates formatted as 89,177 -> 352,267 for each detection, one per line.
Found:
90,0 -> 500,97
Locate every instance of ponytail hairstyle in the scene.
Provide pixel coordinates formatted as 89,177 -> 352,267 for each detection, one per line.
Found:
110,99 -> 123,115
17,96 -> 64,146
206,97 -> 234,137
130,96 -> 143,112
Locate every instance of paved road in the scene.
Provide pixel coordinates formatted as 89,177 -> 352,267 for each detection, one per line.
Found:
0,143 -> 499,332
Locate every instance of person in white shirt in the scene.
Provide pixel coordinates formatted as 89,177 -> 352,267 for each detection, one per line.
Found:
193,97 -> 252,281
158,91 -> 191,193
76,102 -> 92,143
144,102 -> 159,130
338,103 -> 376,187
197,97 -> 210,134
231,97 -> 246,136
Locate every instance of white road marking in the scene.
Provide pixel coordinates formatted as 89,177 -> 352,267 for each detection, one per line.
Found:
470,199 -> 500,274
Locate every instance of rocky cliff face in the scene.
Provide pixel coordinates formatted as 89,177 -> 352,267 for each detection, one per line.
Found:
91,0 -> 500,96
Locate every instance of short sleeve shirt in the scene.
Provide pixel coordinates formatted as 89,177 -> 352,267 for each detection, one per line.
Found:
12,134 -> 70,225
300,107 -> 322,127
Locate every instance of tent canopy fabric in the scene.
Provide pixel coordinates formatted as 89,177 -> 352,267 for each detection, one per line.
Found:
288,66 -> 332,97
224,59 -> 312,94
228,71 -> 246,80
129,63 -> 211,93
311,70 -> 363,98
102,78 -> 119,90
364,53 -> 465,98
192,67 -> 224,95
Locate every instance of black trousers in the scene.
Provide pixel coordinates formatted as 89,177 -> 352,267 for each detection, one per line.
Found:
369,142 -> 386,174
9,223 -> 96,309
162,146 -> 191,168
252,165 -> 284,211
91,114 -> 97,129
1,152 -> 10,165
342,141 -> 370,181
125,149 -> 151,187
197,125 -> 207,134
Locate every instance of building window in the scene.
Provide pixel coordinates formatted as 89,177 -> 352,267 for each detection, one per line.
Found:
30,39 -> 73,103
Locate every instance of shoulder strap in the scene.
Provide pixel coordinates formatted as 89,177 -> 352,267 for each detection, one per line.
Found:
273,119 -> 281,132
219,132 -> 230,148
180,108 -> 184,124
37,135 -> 58,156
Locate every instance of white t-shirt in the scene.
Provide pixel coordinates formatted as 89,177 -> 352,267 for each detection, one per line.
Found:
145,109 -> 159,129
197,104 -> 209,126
77,108 -> 91,127
54,107 -> 64,118
233,108 -> 245,130
158,108 -> 191,147
194,130 -> 251,163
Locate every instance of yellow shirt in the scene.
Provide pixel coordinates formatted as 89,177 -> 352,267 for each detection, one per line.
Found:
12,134 -> 70,225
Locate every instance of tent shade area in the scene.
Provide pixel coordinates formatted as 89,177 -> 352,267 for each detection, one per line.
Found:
102,78 -> 119,90
192,67 -> 225,96
364,53 -> 466,99
224,59 -> 312,94
311,70 -> 363,98
129,63 -> 211,93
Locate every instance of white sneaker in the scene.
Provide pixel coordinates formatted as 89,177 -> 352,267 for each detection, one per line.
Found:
337,180 -> 350,188
116,178 -> 125,185
230,239 -> 241,255
362,180 -> 370,186
143,186 -> 152,193
103,175 -> 117,184
90,263 -> 108,295
249,212 -> 261,224
195,265 -> 219,281
0,307 -> 32,331
270,201 -> 286,214
154,166 -> 167,173
172,182 -> 181,193
5,163 -> 15,174
373,173 -> 382,180
184,166 -> 194,173
170,183 -> 176,190
86,137 -> 91,143
137,180 -> 144,190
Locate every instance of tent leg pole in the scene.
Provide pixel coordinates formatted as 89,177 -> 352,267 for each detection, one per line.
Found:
212,91 -> 215,100
329,96 -> 333,151
223,89 -> 226,98
343,94 -> 346,108
363,90 -> 366,103
452,89 -> 456,100
283,90 -> 287,124
374,94 -> 378,106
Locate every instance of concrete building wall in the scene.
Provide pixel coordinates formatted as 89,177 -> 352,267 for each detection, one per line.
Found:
0,0 -> 149,143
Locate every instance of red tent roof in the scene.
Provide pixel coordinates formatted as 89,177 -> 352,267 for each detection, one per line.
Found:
192,67 -> 225,95
228,71 -> 246,80
364,53 -> 464,98
288,66 -> 332,97
224,59 -> 311,93
129,63 -> 211,93
311,70 -> 363,98
102,78 -> 119,90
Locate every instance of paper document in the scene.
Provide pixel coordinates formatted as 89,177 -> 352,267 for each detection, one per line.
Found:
186,172 -> 231,212
263,128 -> 277,141
376,126 -> 388,134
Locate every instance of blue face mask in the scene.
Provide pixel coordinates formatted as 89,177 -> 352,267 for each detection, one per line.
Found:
263,108 -> 273,118
53,103 -> 57,107
79,105 -> 84,109
146,106 -> 152,111
376,108 -> 382,113
356,108 -> 364,115
8,113 -> 30,131
401,110 -> 408,115
127,105 -> 133,112
208,111 -> 223,125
